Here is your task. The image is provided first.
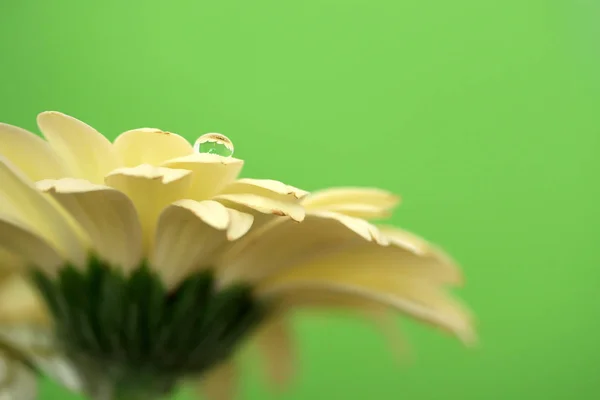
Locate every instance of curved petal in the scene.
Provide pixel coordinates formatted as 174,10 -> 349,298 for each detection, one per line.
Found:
0,123 -> 69,180
105,164 -> 192,253
152,200 -> 229,288
194,359 -> 238,400
0,274 -> 49,326
257,280 -> 474,344
38,179 -> 143,273
162,153 -> 243,201
220,179 -> 309,202
0,215 -> 63,275
253,317 -> 296,391
0,349 -> 37,400
113,128 -> 193,168
0,158 -> 87,268
302,187 -> 400,219
214,194 -> 305,223
225,208 -> 254,241
37,112 -> 118,183
217,211 -> 379,286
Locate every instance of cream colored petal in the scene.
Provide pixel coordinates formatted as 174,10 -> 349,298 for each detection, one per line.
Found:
0,158 -> 86,268
113,128 -> 193,168
378,225 -> 462,285
254,317 -> 296,391
105,164 -> 192,253
0,215 -> 63,275
214,194 -> 305,222
302,187 -> 400,219
256,278 -> 474,344
162,153 -> 243,201
221,178 -> 309,202
38,179 -> 143,273
152,200 -> 230,288
225,208 -> 254,241
0,349 -> 37,400
37,112 -> 118,183
0,123 -> 69,180
194,359 -> 238,400
273,293 -> 407,362
216,211 -> 379,286
0,248 -> 24,279
0,274 -> 49,326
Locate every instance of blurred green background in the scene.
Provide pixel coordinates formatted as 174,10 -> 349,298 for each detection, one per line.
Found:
1,0 -> 599,399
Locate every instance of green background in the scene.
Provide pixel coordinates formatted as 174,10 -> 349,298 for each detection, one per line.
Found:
1,0 -> 599,399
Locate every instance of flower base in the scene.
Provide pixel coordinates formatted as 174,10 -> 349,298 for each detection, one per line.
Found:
31,256 -> 264,399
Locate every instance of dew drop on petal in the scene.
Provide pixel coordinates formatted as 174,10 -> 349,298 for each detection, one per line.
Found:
193,133 -> 234,157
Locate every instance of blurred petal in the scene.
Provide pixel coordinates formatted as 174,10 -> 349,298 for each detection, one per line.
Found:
0,215 -> 63,275
0,158 -> 85,268
0,123 -> 69,180
254,317 -> 296,391
105,164 -> 192,252
256,278 -> 474,344
162,153 -> 243,201
194,360 -> 238,400
0,349 -> 37,400
38,179 -> 143,272
225,208 -> 254,241
302,187 -> 400,219
113,128 -> 193,168
0,274 -> 48,326
37,112 -> 118,184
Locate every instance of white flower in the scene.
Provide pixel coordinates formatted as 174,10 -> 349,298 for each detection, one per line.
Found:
0,112 -> 473,400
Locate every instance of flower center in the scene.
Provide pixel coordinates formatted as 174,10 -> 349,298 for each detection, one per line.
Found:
31,256 -> 264,399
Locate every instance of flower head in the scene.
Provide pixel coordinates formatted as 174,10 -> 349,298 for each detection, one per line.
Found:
0,112 -> 473,399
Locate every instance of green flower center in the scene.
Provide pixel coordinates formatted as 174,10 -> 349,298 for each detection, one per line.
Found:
31,256 -> 265,399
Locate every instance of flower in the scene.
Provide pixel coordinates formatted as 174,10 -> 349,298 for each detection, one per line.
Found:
0,112 -> 473,400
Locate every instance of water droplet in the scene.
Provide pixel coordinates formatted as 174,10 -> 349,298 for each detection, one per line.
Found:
193,133 -> 234,157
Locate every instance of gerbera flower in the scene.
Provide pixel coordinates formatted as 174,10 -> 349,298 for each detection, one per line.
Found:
0,112 -> 473,400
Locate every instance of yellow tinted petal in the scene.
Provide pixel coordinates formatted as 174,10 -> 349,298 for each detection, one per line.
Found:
254,317 -> 296,391
302,187 -> 400,219
0,274 -> 49,326
221,179 -> 309,202
113,128 -> 193,167
37,112 -> 118,183
39,179 -> 143,273
194,360 -> 238,400
162,153 -> 243,201
0,215 -> 63,275
0,123 -> 69,180
214,194 -> 305,222
152,200 -> 230,288
0,158 -> 86,267
105,164 -> 192,253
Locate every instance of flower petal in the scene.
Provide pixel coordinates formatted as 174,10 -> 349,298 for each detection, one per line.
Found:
194,359 -> 238,400
38,179 -> 143,273
162,153 -> 243,201
153,200 -> 231,288
37,111 -> 118,183
0,158 -> 87,268
0,349 -> 38,400
378,225 -> 462,285
0,215 -> 63,275
217,211 -> 378,286
0,274 -> 49,325
302,187 -> 400,219
0,123 -> 69,180
214,194 -> 305,223
220,178 -> 309,202
257,280 -> 474,344
112,128 -> 194,168
225,208 -> 254,241
253,317 -> 296,391
104,164 -> 192,252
